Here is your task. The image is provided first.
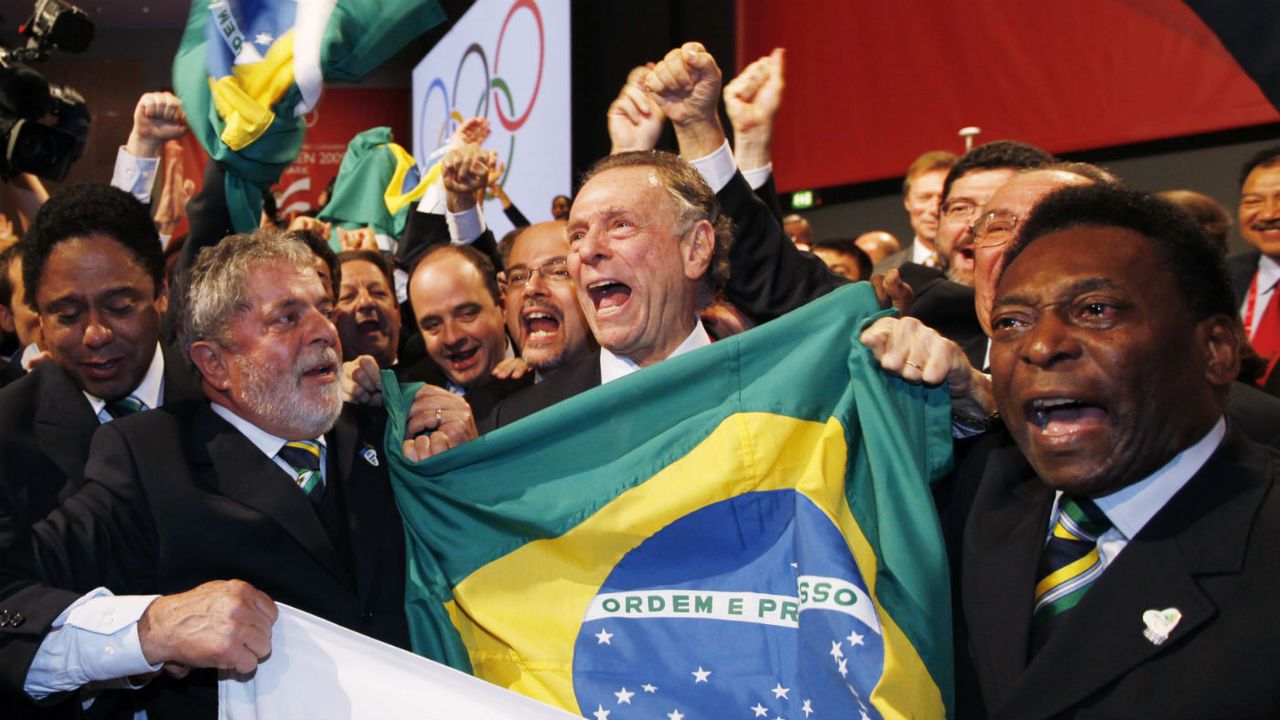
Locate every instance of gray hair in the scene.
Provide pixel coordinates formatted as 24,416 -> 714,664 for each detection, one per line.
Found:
181,228 -> 318,367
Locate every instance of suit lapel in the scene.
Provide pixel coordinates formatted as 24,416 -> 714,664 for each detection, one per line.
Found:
992,429 -> 1271,719
33,365 -> 100,492
189,405 -> 349,584
331,407 -> 387,601
966,449 -> 1053,701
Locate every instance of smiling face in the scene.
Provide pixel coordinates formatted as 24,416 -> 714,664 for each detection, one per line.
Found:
503,222 -> 592,372
1238,163 -> 1280,258
35,234 -> 164,400
936,168 -> 1016,285
567,165 -> 711,368
197,262 -> 343,440
335,258 -> 401,367
903,168 -> 947,246
409,249 -> 507,389
989,227 -> 1225,497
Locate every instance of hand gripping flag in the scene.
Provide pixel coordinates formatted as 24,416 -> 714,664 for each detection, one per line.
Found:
317,126 -> 431,251
172,0 -> 445,233
383,283 -> 957,719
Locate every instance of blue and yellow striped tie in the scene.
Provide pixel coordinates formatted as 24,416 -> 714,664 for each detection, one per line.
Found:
1031,495 -> 1111,649
277,440 -> 324,500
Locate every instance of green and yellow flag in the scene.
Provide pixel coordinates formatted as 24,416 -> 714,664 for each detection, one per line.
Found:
384,283 -> 956,719
317,126 -> 430,249
172,0 -> 445,232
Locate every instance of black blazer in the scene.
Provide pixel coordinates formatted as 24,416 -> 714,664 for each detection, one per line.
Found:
0,344 -> 201,548
1227,249 -> 1260,304
481,349 -> 602,432
0,400 -> 409,718
957,427 -> 1280,719
897,262 -> 988,369
0,358 -> 21,389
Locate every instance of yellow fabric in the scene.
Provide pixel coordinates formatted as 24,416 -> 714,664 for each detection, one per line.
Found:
384,143 -> 431,216
209,30 -> 298,151
443,412 -> 944,720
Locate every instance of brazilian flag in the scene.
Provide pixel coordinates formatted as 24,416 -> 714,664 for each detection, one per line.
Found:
317,127 -> 430,251
383,284 -> 956,719
172,0 -> 445,233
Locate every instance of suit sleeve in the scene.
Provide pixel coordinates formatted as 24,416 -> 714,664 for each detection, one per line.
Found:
396,209 -> 504,272
719,171 -> 847,323
0,422 -> 158,693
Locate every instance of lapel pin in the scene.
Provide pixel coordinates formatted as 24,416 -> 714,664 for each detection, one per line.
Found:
1141,607 -> 1181,646
362,444 -> 380,467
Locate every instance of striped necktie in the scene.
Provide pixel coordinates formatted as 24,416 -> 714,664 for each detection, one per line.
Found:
277,440 -> 324,500
105,395 -> 147,419
1031,495 -> 1112,652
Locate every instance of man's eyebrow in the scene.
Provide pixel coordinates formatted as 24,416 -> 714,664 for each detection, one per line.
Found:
994,277 -> 1122,309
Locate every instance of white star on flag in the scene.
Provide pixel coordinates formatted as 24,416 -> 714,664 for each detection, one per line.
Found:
847,630 -> 865,647
592,704 -> 610,720
802,699 -> 814,717
838,657 -> 849,678
751,703 -> 769,717
830,640 -> 844,660
614,687 -> 634,705
595,628 -> 613,645
667,710 -> 685,720
254,32 -> 273,46
642,684 -> 658,693
859,709 -> 871,720
771,683 -> 790,700
691,666 -> 711,683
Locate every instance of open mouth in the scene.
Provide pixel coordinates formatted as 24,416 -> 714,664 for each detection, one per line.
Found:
302,361 -> 337,382
587,280 -> 632,315
446,345 -> 481,371
355,318 -> 384,335
522,306 -> 562,340
1252,221 -> 1280,238
1026,398 -> 1108,437
82,358 -> 124,379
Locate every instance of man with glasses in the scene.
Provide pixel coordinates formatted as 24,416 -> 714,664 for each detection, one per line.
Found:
501,221 -> 596,381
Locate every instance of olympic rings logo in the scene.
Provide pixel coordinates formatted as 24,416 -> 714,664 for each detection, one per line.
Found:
418,0 -> 545,184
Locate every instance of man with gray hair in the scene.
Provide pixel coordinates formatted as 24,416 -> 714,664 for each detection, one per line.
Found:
0,229 -> 473,718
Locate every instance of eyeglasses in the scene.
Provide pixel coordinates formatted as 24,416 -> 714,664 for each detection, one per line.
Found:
506,259 -> 572,288
969,211 -> 1022,248
940,199 -> 980,223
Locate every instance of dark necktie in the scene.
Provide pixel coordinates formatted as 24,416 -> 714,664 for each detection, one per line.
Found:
1030,495 -> 1112,653
277,440 -> 324,501
105,395 -> 147,419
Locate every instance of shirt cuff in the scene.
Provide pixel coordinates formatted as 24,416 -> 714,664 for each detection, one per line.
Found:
446,205 -> 485,245
742,164 -> 773,191
25,590 -> 162,699
110,147 -> 159,204
688,140 -> 737,194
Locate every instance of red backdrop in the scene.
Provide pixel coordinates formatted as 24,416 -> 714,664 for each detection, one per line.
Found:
736,0 -> 1280,191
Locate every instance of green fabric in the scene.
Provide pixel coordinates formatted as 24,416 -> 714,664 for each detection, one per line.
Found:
171,0 -> 446,233
317,127 -> 408,242
383,283 -> 957,716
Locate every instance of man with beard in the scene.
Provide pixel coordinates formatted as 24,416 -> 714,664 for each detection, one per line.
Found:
0,230 -> 474,718
500,221 -> 596,380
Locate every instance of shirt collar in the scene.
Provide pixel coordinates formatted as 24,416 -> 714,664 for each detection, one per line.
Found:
1259,254 -> 1280,294
910,237 -> 938,266
1085,416 -> 1225,540
209,402 -> 327,459
599,319 -> 712,385
84,342 -> 166,419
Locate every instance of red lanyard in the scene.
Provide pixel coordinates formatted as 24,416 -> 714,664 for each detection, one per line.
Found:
1245,272 -> 1263,337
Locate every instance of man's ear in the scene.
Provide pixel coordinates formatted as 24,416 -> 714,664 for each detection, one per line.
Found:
189,340 -> 230,391
0,303 -> 14,334
680,219 -> 715,281
1199,314 -> 1242,387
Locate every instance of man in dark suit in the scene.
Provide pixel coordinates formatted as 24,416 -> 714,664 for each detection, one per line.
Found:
966,184 -> 1279,717
0,229 -> 474,718
0,184 -> 202,548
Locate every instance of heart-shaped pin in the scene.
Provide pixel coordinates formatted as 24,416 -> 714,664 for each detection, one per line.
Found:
1141,607 -> 1181,645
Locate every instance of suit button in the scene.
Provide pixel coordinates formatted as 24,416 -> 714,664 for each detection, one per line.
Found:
361,612 -> 374,624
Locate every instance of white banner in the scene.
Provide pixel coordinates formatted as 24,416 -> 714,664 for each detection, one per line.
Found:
218,604 -> 579,719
